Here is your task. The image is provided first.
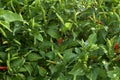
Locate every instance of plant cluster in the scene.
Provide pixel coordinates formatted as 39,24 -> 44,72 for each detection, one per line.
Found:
0,0 -> 120,80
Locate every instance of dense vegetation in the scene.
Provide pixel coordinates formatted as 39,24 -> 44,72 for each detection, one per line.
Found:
0,0 -> 120,80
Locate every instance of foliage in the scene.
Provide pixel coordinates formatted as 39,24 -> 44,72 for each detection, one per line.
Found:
0,0 -> 120,80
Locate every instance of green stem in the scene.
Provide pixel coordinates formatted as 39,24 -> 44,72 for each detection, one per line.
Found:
73,75 -> 77,80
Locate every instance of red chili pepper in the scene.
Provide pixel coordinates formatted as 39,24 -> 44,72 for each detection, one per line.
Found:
57,37 -> 62,45
114,42 -> 119,50
0,66 -> 7,70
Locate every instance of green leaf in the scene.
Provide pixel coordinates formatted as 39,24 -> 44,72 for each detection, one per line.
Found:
0,52 -> 7,60
16,73 -> 26,80
63,48 -> 76,64
39,41 -> 53,49
34,32 -> 43,42
57,73 -> 66,80
87,68 -> 98,80
37,66 -> 47,76
5,75 -> 12,80
26,76 -> 35,80
107,38 -> 112,48
26,53 -> 42,61
107,67 -> 120,80
69,62 -> 86,76
47,29 -> 59,39
89,44 -> 99,51
18,67 -> 27,72
24,64 -> 33,75
11,57 -> 25,69
46,51 -> 55,59
87,32 -> 97,44
49,64 -> 64,75
0,9 -> 23,22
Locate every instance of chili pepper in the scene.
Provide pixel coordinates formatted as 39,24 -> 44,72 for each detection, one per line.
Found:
57,37 -> 62,45
114,42 -> 120,54
114,42 -> 119,50
0,66 -> 7,70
